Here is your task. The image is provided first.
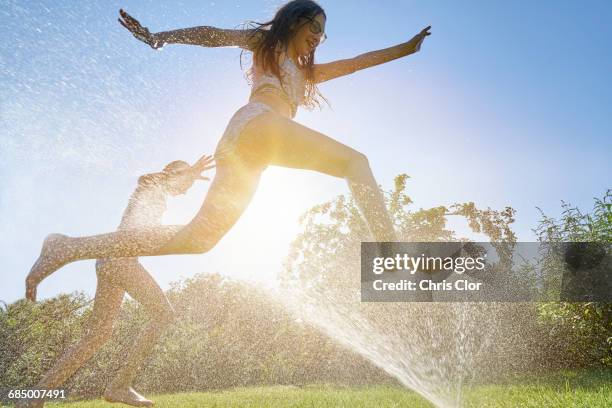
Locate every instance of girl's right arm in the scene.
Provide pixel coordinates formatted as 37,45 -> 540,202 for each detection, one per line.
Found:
118,9 -> 260,50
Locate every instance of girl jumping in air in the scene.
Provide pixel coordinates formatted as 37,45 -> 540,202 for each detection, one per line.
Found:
26,1 -> 431,308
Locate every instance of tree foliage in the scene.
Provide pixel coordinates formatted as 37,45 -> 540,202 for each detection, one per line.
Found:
535,189 -> 611,366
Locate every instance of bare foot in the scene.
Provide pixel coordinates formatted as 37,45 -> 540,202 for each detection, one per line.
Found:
103,387 -> 154,407
26,234 -> 69,301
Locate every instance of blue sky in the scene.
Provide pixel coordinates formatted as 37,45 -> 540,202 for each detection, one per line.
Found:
1,0 -> 611,304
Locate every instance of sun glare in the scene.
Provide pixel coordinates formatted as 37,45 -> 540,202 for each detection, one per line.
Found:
160,166 -> 340,285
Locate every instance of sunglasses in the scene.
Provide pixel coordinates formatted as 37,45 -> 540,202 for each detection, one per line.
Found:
302,17 -> 327,44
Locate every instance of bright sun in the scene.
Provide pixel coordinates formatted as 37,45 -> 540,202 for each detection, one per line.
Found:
159,166 -> 342,285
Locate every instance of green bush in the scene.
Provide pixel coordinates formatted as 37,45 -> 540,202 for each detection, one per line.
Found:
0,275 -> 389,402
535,190 -> 611,366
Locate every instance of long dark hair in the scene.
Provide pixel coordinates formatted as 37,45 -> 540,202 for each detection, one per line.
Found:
243,0 -> 328,110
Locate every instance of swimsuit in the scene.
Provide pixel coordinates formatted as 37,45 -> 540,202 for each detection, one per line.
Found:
213,56 -> 306,165
250,56 -> 305,117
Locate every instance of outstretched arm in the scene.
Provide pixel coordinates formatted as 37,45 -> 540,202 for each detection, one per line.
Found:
154,26 -> 256,49
118,9 -> 259,50
313,26 -> 431,83
137,155 -> 215,187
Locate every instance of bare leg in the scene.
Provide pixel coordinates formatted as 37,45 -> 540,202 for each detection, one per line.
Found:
103,261 -> 175,407
240,112 -> 397,242
18,274 -> 124,407
26,111 -> 396,297
157,157 -> 264,254
26,162 -> 263,300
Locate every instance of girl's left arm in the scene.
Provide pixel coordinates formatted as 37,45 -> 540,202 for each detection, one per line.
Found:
313,26 -> 431,83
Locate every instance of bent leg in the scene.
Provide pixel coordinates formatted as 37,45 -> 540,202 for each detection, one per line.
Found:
26,160 -> 263,299
106,260 -> 175,397
240,112 -> 397,241
34,273 -> 124,390
158,159 -> 264,254
26,111 -> 392,295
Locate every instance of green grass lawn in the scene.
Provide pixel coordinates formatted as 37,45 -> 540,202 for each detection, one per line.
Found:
30,368 -> 612,407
